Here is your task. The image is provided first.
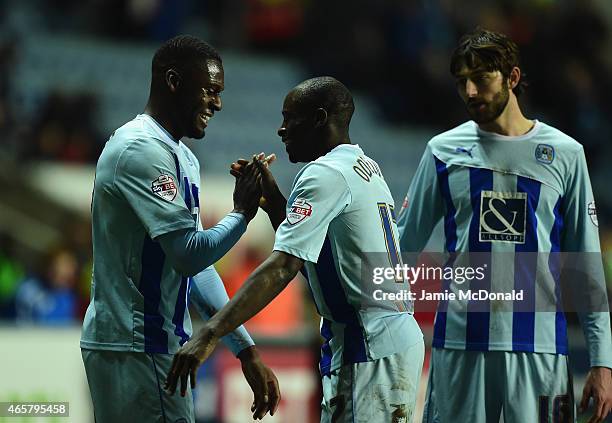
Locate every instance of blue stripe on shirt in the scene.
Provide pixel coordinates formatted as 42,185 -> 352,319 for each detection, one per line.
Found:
183,177 -> 192,211
432,156 -> 456,348
191,184 -> 200,208
140,235 -> 168,353
172,276 -> 190,346
513,176 -> 541,351
466,167 -> 493,350
550,196 -> 568,354
320,318 -> 333,376
314,237 -> 368,366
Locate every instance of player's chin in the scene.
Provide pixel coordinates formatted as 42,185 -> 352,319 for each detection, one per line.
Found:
188,126 -> 206,140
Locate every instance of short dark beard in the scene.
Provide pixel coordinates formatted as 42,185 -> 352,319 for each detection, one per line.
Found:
468,84 -> 510,124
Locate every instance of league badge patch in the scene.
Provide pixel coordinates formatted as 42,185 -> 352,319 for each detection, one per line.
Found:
151,174 -> 177,201
588,201 -> 598,227
535,144 -> 554,164
287,197 -> 312,225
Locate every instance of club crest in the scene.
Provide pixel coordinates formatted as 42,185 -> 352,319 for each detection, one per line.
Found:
535,144 -> 554,164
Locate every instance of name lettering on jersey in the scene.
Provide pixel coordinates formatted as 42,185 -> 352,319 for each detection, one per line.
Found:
151,174 -> 178,201
287,197 -> 312,225
353,156 -> 382,182
479,191 -> 527,243
588,201 -> 598,227
535,144 -> 554,164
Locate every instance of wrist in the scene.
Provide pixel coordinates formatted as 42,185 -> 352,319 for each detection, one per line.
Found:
198,322 -> 220,343
237,345 -> 261,363
231,208 -> 247,216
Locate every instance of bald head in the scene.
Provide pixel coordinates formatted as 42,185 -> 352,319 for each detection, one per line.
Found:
279,76 -> 354,163
290,76 -> 355,128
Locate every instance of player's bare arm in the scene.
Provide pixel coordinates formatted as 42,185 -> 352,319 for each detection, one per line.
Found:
164,251 -> 302,415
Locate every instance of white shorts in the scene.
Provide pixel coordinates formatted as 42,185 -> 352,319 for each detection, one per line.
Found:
321,340 -> 425,423
422,348 -> 574,423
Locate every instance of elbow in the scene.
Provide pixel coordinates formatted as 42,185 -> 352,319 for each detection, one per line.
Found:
169,256 -> 208,277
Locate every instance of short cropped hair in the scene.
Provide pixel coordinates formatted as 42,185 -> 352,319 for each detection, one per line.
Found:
450,28 -> 527,96
294,76 -> 355,126
152,35 -> 221,78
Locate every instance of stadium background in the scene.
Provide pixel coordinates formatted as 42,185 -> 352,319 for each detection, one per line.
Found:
0,0 -> 611,421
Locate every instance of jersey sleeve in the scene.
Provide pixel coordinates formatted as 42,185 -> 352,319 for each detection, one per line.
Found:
563,147 -> 612,368
273,163 -> 351,263
190,265 -> 255,356
114,142 -> 195,239
397,143 -> 445,253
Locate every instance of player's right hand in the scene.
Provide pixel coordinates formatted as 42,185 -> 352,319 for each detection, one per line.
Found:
232,157 -> 262,222
164,326 -> 219,397
230,153 -> 285,214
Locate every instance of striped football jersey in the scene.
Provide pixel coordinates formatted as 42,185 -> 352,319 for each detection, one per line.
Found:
397,120 -> 612,367
81,114 -> 201,354
274,144 -> 423,376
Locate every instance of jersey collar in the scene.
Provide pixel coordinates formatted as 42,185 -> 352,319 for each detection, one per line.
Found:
474,120 -> 542,141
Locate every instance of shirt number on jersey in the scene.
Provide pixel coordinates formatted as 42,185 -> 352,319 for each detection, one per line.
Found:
377,202 -> 404,283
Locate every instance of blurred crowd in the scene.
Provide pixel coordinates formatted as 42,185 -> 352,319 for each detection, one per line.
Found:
0,0 -> 611,325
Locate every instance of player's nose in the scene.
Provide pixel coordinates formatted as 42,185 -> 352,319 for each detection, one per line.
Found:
278,126 -> 286,138
465,80 -> 478,98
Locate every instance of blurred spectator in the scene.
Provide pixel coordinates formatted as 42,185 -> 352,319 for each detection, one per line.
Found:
218,244 -> 304,336
14,247 -> 80,325
0,235 -> 24,318
23,91 -> 104,163
0,37 -> 19,160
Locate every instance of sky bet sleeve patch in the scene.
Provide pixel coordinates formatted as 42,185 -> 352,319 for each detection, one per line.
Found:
151,174 -> 178,201
286,197 -> 313,225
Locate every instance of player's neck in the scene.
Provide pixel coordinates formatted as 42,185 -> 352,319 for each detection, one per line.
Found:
477,96 -> 533,137
144,100 -> 182,142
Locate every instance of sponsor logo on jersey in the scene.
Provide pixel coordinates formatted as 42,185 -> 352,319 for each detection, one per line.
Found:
151,174 -> 178,201
479,191 -> 527,243
287,197 -> 312,225
588,201 -> 598,227
454,144 -> 476,158
535,144 -> 554,164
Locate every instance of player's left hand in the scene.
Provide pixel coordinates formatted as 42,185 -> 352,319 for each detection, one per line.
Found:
164,326 -> 219,397
579,366 -> 612,423
238,346 -> 281,420
230,152 -> 276,179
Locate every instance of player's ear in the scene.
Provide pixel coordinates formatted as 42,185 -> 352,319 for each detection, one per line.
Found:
508,66 -> 520,90
314,108 -> 328,128
166,68 -> 181,93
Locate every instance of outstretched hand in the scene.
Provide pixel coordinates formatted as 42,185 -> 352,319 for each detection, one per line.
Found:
164,327 -> 219,397
232,157 -> 262,222
230,153 -> 285,214
238,347 -> 281,420
230,152 -> 276,179
580,366 -> 612,423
